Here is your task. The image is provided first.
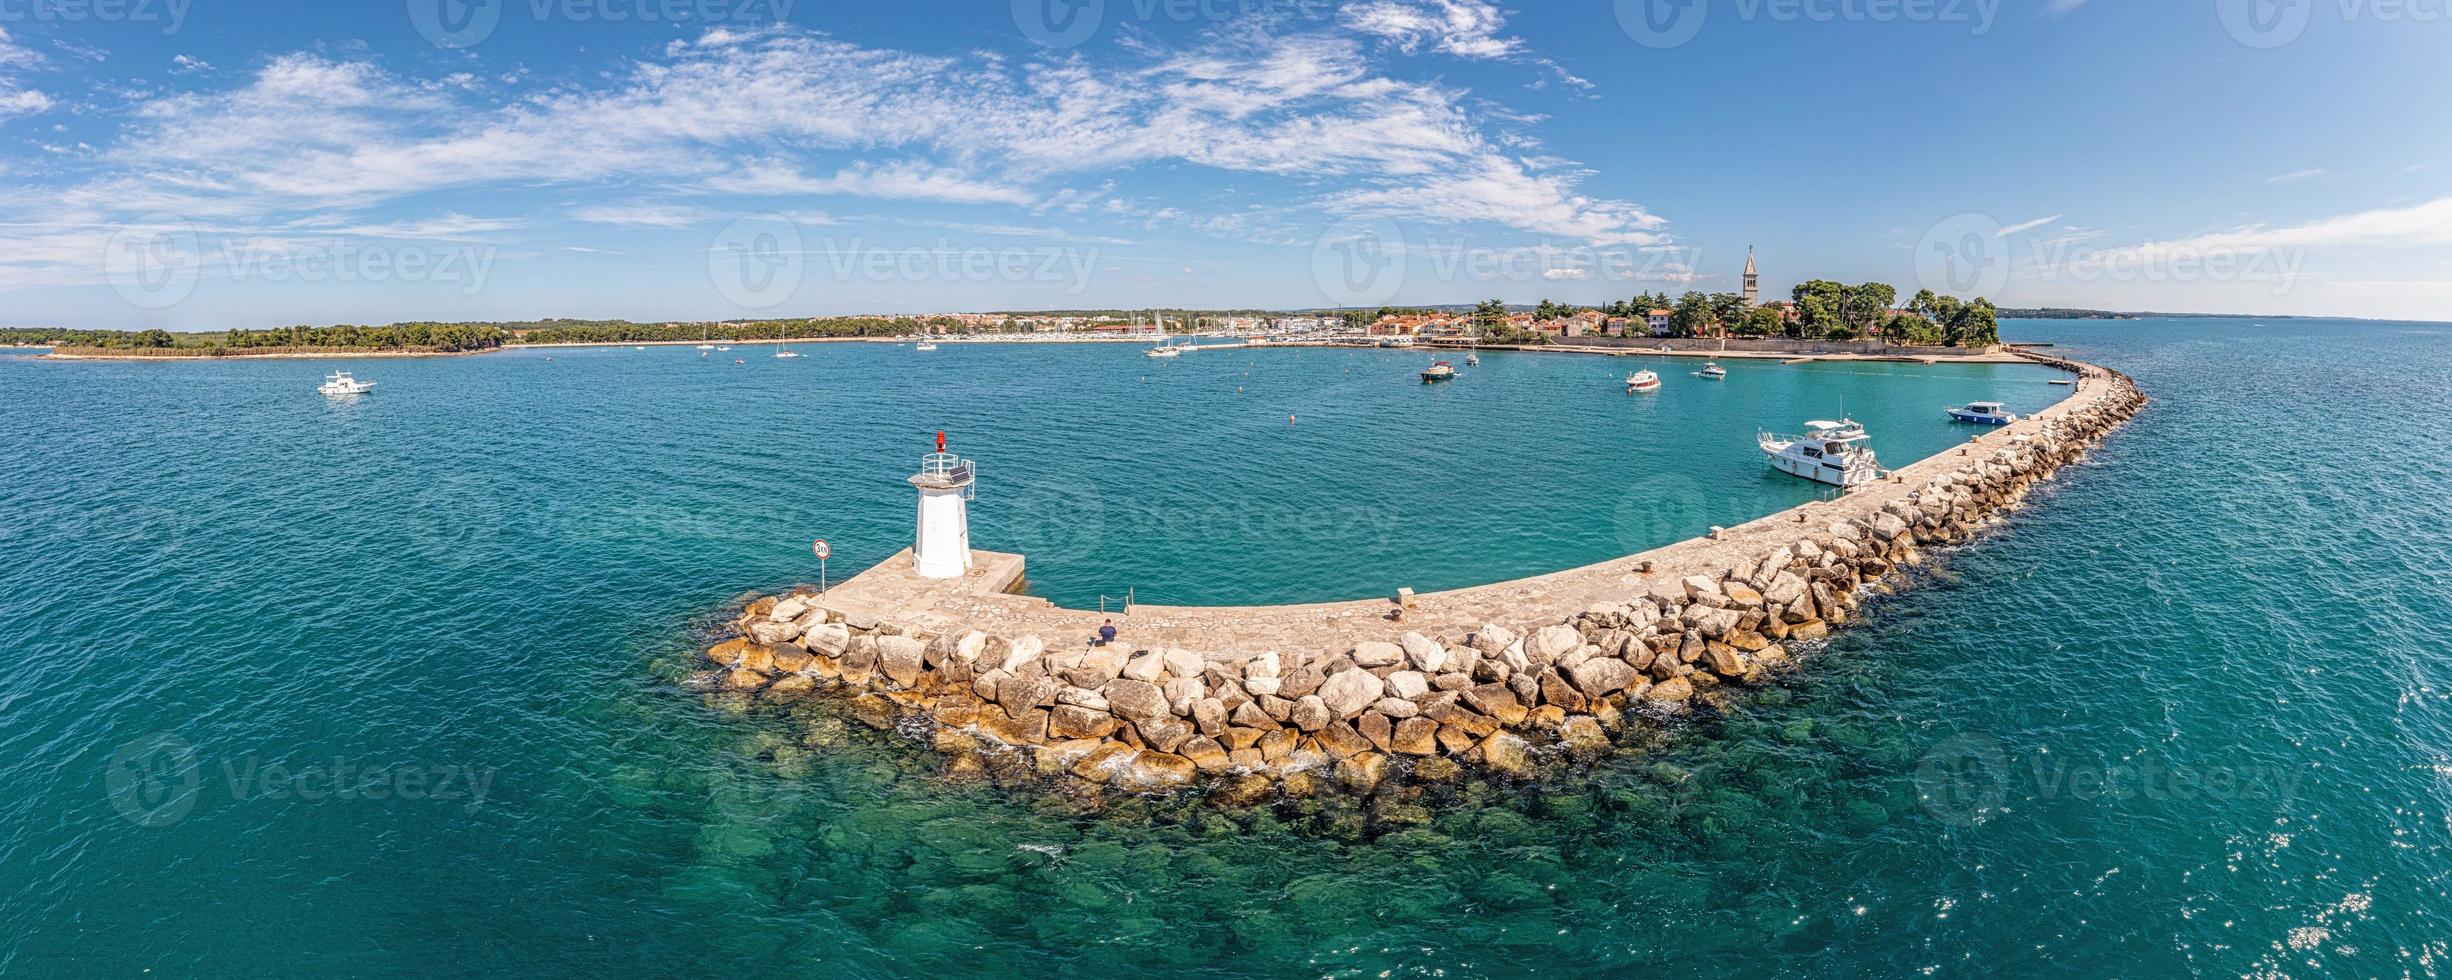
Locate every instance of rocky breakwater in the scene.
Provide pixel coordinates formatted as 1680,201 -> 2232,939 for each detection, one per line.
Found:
697,364 -> 2146,802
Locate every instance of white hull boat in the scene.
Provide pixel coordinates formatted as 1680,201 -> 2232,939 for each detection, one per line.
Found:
317,371 -> 374,396
1760,419 -> 1882,487
1626,370 -> 1661,392
1698,362 -> 1728,380
1946,401 -> 2018,425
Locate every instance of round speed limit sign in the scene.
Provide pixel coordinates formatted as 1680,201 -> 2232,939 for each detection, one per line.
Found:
812,539 -> 830,560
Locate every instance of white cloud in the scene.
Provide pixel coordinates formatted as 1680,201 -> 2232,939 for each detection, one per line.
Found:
0,28 -> 49,124
568,203 -> 712,228
2122,195 -> 2452,253
4,19 -> 1671,304
1341,0 -> 1521,59
707,160 -> 1035,205
1997,213 -> 2063,237
2267,168 -> 2325,185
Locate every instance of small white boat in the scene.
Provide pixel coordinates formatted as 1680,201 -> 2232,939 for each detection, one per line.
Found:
716,346 -> 732,352
1761,420 -> 1883,487
915,341 -> 939,351
1144,342 -> 1181,359
1465,353 -> 1480,366
2048,378 -> 2075,386
1698,362 -> 1728,380
634,346 -> 647,351
696,344 -> 714,351
1946,401 -> 2019,425
317,371 -> 374,396
1421,359 -> 1457,383
1626,369 -> 1661,392
774,343 -> 800,359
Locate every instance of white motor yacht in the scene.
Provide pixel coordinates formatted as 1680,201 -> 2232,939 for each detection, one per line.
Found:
318,371 -> 375,396
1761,419 -> 1883,487
1946,401 -> 2019,425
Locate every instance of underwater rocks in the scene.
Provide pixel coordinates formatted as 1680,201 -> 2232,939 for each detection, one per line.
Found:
693,359 -> 2146,804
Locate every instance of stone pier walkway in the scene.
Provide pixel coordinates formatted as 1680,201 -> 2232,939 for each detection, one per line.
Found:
818,355 -> 2108,658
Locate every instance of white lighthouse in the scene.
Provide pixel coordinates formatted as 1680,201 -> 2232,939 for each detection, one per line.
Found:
908,432 -> 976,579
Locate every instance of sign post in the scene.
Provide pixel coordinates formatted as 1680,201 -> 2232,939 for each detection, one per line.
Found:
813,539 -> 831,593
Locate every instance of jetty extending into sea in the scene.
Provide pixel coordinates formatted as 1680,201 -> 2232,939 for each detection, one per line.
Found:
697,351 -> 2146,801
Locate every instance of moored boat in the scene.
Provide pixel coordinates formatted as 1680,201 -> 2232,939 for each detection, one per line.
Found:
1946,400 -> 2019,425
1465,353 -> 1480,366
317,371 -> 374,396
1625,369 -> 1661,392
1760,419 -> 1883,487
1421,359 -> 1456,383
1698,362 -> 1727,380
915,341 -> 939,351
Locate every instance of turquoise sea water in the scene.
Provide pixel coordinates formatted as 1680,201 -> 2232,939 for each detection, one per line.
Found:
2,320 -> 2445,976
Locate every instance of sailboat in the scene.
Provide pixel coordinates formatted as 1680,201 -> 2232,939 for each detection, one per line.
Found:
774,337 -> 800,359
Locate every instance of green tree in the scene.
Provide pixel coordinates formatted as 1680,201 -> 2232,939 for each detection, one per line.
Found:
1670,291 -> 1715,338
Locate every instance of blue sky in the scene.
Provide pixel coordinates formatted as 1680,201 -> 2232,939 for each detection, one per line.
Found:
0,0 -> 2446,328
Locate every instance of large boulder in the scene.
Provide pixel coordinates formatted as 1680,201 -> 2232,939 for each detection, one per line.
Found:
1399,632 -> 1448,673
1102,679 -> 1169,722
1384,670 -> 1430,700
1290,695 -> 1332,732
746,619 -> 804,645
877,636 -> 927,687
1470,624 -> 1520,656
1350,641 -> 1405,668
1529,625 -> 1581,660
1567,657 -> 1637,698
768,595 -> 811,623
1317,668 -> 1386,719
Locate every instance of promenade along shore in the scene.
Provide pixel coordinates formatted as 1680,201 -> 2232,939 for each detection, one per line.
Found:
698,353 -> 2147,801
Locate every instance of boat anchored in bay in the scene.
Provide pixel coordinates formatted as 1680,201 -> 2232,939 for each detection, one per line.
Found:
1946,401 -> 2019,425
1760,419 -> 1884,487
317,371 -> 375,396
1697,362 -> 1728,380
1626,369 -> 1661,392
1421,359 -> 1456,383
